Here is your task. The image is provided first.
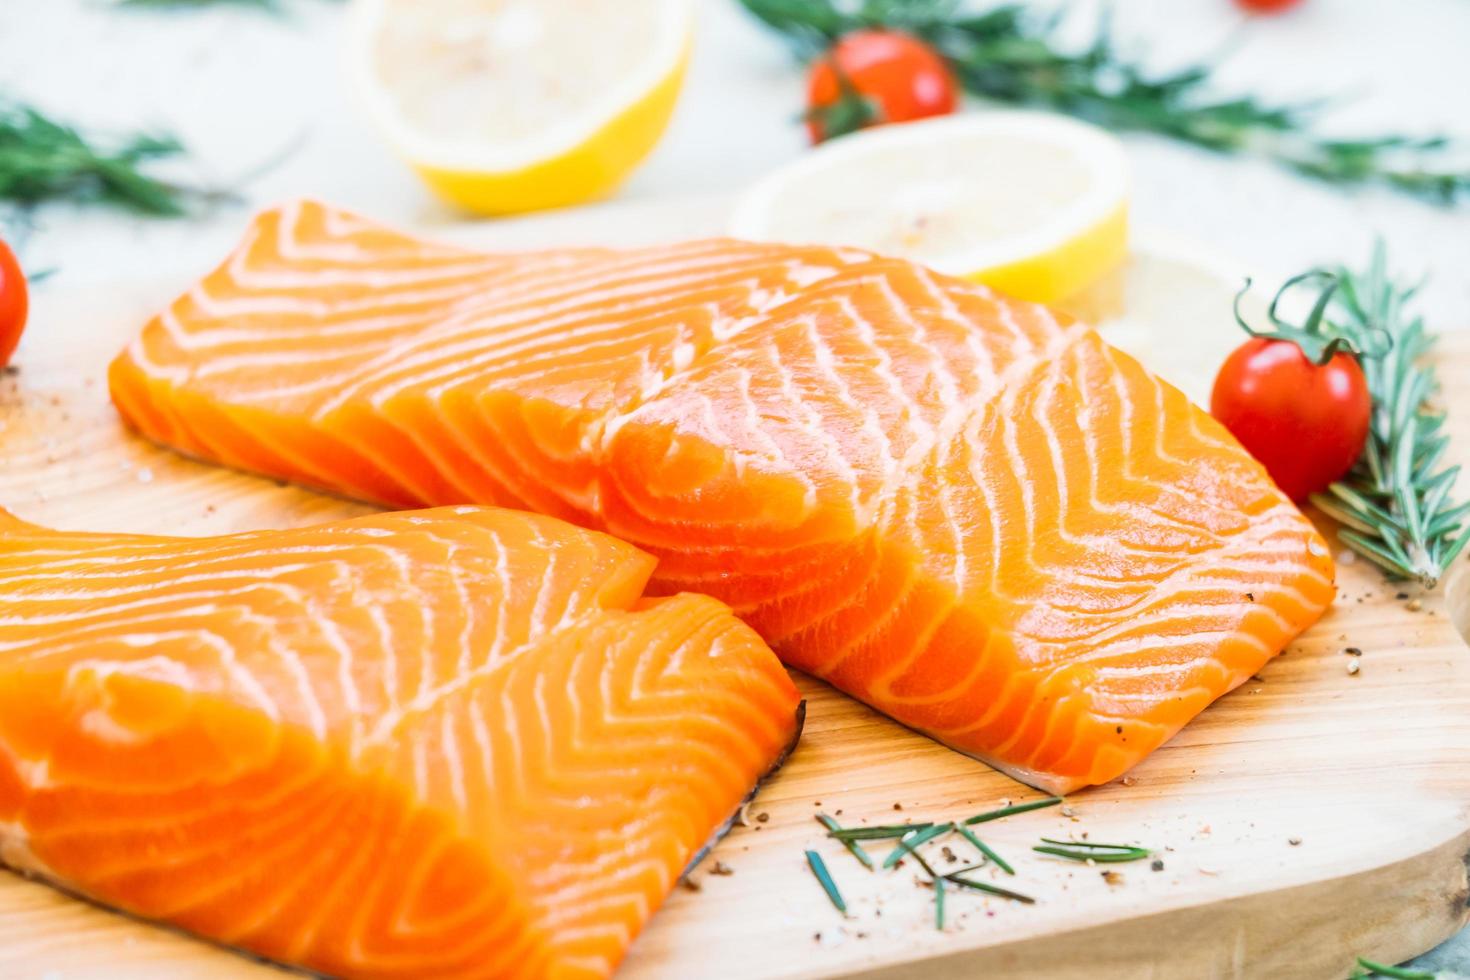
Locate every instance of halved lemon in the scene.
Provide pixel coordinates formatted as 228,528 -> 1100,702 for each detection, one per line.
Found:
728,112 -> 1130,313
349,0 -> 692,215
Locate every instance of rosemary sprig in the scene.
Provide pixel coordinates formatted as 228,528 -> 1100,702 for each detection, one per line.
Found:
1032,838 -> 1152,863
737,0 -> 1470,205
963,795 -> 1063,825
955,824 -> 1014,875
1305,242 -> 1470,587
0,100 -> 211,216
816,814 -> 875,869
805,850 -> 847,913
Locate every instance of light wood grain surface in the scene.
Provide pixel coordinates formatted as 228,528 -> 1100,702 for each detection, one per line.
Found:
0,202 -> 1466,979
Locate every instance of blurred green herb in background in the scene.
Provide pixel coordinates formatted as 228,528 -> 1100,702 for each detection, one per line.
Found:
738,0 -> 1470,206
0,101 -> 214,216
113,0 -> 342,11
116,0 -> 283,9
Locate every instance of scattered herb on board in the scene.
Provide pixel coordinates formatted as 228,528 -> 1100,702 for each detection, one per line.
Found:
1032,839 -> 1153,864
933,870 -> 946,929
812,794 -> 1123,929
963,795 -> 1063,825
736,0 -> 1470,205
1306,242 -> 1470,587
826,822 -> 935,841
943,869 -> 1036,904
817,813 -> 875,869
0,100 -> 209,216
956,824 -> 1014,875
805,849 -> 847,913
881,822 -> 952,868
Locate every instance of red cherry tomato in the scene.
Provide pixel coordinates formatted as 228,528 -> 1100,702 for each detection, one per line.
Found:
1235,0 -> 1305,13
805,30 -> 958,143
1210,337 -> 1370,501
0,239 -> 27,368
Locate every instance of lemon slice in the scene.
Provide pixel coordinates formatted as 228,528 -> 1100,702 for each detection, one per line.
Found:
349,0 -> 692,215
728,112 -> 1130,311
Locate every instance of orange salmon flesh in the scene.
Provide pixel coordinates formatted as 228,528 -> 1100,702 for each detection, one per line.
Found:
0,506 -> 800,978
110,200 -> 1336,795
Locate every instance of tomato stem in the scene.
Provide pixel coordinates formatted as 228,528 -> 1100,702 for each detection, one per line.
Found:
803,57 -> 883,141
1233,274 -> 1390,367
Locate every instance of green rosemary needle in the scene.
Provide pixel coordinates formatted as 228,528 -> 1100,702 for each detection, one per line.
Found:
892,831 -> 951,928
882,822 -> 952,869
117,0 -> 282,7
944,873 -> 1036,904
815,814 -> 875,869
1032,838 -> 1152,863
826,822 -> 935,841
933,870 -> 946,930
891,832 -> 943,878
1353,958 -> 1435,980
963,796 -> 1063,826
955,825 -> 1014,875
805,850 -> 847,914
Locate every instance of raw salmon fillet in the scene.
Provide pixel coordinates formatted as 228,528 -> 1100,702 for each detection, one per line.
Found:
0,505 -> 800,978
111,200 -> 1336,794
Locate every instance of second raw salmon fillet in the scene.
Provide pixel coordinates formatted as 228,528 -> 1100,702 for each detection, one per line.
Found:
111,200 -> 1336,793
0,506 -> 799,978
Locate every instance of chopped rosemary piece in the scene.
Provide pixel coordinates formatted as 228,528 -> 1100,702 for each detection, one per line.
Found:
1306,242 -> 1470,587
1354,958 -> 1435,980
963,796 -> 1063,826
956,825 -> 1014,875
736,0 -> 1470,206
882,822 -> 952,869
827,822 -> 935,841
891,829 -> 951,927
933,870 -> 946,930
816,814 -> 875,869
944,874 -> 1036,904
805,850 -> 847,914
892,833 -> 942,877
1032,838 -> 1152,863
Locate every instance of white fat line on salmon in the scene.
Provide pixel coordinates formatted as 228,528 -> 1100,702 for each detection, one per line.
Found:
5,754 -> 49,790
177,249 -> 630,356
310,256 -> 842,414
0,579 -> 318,631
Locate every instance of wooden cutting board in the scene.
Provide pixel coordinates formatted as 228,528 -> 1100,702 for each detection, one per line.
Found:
1,197 -> 1467,980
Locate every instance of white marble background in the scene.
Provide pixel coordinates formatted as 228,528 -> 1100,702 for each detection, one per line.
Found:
1,0 -> 1467,321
